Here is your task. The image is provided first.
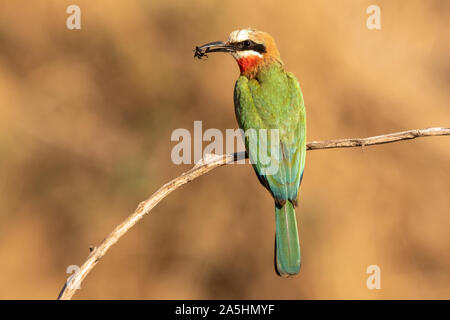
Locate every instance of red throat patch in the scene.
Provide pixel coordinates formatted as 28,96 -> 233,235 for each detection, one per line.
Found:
236,56 -> 263,75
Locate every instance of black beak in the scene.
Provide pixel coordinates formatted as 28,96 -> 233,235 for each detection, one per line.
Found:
194,41 -> 235,59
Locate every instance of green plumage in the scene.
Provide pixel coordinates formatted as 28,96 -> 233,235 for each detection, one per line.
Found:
234,61 -> 306,277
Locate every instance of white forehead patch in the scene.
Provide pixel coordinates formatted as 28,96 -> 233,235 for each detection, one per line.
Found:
228,28 -> 254,42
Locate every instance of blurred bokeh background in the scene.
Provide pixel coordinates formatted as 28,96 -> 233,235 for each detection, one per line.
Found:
0,0 -> 449,299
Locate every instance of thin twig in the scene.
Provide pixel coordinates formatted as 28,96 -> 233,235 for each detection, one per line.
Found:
306,127 -> 450,150
57,127 -> 449,300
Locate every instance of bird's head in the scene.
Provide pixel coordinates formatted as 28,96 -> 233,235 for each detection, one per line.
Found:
195,28 -> 282,77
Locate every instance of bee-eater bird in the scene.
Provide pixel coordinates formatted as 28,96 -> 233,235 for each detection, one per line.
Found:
196,28 -> 306,277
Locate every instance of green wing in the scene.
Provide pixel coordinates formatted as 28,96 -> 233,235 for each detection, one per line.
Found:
234,68 -> 306,203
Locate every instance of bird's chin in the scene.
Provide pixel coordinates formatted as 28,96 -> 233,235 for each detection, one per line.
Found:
231,52 -> 240,60
231,50 -> 263,61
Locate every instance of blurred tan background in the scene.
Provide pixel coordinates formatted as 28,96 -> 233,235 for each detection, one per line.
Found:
0,0 -> 449,299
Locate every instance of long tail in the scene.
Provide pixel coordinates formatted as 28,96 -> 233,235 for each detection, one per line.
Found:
275,201 -> 301,277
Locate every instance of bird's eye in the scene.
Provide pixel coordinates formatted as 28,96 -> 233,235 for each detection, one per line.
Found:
243,40 -> 251,47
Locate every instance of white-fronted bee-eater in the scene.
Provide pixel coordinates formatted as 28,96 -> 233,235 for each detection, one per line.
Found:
195,28 -> 306,277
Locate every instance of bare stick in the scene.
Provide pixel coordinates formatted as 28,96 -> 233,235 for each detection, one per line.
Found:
57,127 -> 449,300
306,127 -> 450,150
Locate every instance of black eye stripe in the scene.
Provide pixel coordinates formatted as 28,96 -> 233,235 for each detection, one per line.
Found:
235,40 -> 266,54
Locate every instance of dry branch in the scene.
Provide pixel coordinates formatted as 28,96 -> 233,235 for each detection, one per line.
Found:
57,127 -> 449,300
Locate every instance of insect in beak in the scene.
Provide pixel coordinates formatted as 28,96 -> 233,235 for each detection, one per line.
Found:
193,41 -> 236,59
